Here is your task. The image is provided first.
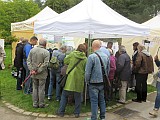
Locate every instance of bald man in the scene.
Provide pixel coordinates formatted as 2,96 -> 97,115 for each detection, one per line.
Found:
27,38 -> 50,108
85,40 -> 110,120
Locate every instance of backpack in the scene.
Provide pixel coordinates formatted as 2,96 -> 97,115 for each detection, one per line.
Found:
146,55 -> 154,74
48,56 -> 60,69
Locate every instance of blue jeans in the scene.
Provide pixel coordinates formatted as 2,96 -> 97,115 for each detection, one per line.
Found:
154,81 -> 160,109
23,63 -> 32,94
48,69 -> 56,98
48,69 -> 61,100
58,90 -> 81,115
89,84 -> 106,120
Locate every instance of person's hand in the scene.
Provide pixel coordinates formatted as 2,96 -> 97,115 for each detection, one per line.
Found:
31,70 -> 37,75
154,55 -> 159,61
20,67 -> 23,70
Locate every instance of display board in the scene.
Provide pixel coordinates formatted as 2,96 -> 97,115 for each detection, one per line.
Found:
0,39 -> 4,49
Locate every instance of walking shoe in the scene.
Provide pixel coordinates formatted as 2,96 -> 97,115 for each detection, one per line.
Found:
56,110 -> 64,117
142,100 -> 146,102
33,103 -> 39,108
116,100 -> 125,104
132,99 -> 142,103
56,99 -> 60,102
33,105 -> 39,108
149,109 -> 158,117
39,104 -> 49,108
74,114 -> 79,118
48,97 -> 52,101
127,88 -> 132,92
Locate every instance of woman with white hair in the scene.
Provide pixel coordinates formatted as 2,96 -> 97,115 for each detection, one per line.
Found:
116,45 -> 131,104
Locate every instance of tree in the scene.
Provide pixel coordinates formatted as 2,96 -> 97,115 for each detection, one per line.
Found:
103,0 -> 160,23
34,0 -> 43,9
44,0 -> 81,13
0,0 -> 40,44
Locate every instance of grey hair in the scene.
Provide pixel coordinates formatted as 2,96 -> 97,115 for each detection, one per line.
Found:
39,38 -> 47,46
119,45 -> 126,52
22,39 -> 28,43
60,45 -> 67,50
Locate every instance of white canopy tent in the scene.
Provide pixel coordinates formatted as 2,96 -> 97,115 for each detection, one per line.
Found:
142,14 -> 160,37
34,0 -> 149,38
11,6 -> 58,63
123,14 -> 160,57
11,6 -> 58,31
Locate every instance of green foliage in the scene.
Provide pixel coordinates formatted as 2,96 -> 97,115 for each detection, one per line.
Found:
103,0 -> 160,23
4,35 -> 18,45
34,0 -> 43,9
0,0 -> 40,44
44,0 -> 81,13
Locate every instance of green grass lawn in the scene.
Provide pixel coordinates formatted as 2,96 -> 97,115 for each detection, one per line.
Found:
0,46 -> 156,115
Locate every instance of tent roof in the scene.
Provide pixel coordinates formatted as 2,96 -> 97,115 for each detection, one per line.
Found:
34,0 -> 149,38
142,15 -> 160,29
11,6 -> 58,32
142,15 -> 160,36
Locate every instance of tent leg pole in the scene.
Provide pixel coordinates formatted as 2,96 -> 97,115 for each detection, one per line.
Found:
88,34 -> 91,55
84,34 -> 92,106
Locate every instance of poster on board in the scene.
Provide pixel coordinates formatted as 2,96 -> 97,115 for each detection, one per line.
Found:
0,39 -> 4,49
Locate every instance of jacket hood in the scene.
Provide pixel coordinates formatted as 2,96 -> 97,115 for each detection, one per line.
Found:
73,51 -> 86,59
141,49 -> 150,56
16,43 -> 23,47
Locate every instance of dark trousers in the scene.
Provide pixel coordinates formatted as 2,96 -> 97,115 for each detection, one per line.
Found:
107,80 -> 114,100
136,73 -> 148,101
45,69 -> 50,96
16,67 -> 25,90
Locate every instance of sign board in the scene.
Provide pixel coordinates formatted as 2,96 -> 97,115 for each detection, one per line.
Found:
62,37 -> 75,48
37,34 -> 85,49
41,34 -> 63,43
0,39 -> 4,49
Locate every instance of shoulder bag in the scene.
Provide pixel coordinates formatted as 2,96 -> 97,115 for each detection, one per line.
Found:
58,59 -> 82,88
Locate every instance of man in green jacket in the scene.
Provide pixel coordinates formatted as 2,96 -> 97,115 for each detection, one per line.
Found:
27,38 -> 50,108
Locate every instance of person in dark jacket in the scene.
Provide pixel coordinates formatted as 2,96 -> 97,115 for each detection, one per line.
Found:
14,38 -> 28,90
128,42 -> 139,92
116,45 -> 131,104
132,44 -> 154,103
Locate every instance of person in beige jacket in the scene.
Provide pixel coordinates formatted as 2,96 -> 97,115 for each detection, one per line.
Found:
27,38 -> 50,108
0,45 -> 6,70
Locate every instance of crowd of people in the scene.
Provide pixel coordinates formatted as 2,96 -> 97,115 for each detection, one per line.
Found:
12,36 -> 160,119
